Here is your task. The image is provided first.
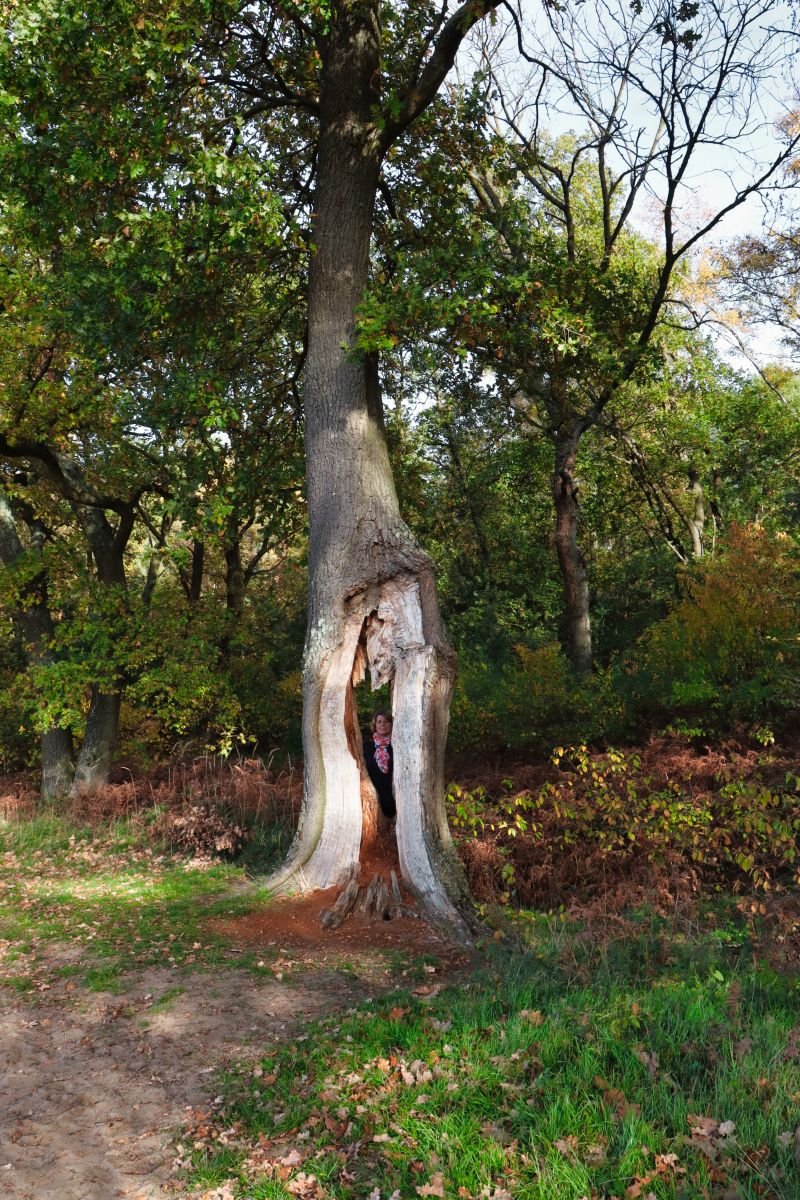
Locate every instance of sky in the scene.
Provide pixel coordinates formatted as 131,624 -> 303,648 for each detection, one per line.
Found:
460,0 -> 800,372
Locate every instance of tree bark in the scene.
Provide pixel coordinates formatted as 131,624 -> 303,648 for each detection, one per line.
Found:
220,525 -> 245,666
0,494 -> 74,799
189,538 -> 205,604
268,2 -> 478,941
71,506 -> 130,794
553,434 -> 593,674
72,689 -> 121,794
687,468 -> 705,558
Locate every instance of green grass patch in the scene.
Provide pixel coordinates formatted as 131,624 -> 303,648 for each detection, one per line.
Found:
180,912 -> 800,1200
149,985 -> 185,1011
0,974 -> 35,993
0,811 -> 277,988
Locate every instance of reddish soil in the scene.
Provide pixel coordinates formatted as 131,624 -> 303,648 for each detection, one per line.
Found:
207,892 -> 470,961
206,844 -> 473,967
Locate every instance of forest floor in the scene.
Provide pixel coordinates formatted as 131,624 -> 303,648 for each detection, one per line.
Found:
2,738 -> 800,1199
0,816 -> 471,1200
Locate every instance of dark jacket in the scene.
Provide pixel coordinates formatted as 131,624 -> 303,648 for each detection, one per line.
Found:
362,732 -> 395,818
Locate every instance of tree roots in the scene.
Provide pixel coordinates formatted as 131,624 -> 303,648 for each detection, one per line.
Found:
319,868 -> 418,929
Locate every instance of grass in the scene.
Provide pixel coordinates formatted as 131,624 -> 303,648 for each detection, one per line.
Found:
0,810 -> 279,992
3,806 -> 800,1198
180,913 -> 800,1200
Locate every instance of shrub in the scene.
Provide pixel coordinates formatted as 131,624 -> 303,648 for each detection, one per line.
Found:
450,642 -> 627,754
631,524 -> 800,731
159,804 -> 250,859
451,744 -> 800,908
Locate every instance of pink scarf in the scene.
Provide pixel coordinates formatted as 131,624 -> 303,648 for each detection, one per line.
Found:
373,733 -> 391,774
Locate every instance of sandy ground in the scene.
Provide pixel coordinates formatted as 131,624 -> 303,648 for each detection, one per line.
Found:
0,953 -> 383,1200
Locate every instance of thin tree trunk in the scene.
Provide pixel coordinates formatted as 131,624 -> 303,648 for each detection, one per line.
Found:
189,539 -> 204,603
268,3 -> 477,940
553,434 -> 593,674
72,507 -> 130,794
687,469 -> 705,558
443,426 -> 495,593
220,527 -> 245,666
0,494 -> 74,799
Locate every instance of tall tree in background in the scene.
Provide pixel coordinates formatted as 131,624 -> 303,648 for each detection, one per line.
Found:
0,0 -> 305,790
367,0 -> 800,672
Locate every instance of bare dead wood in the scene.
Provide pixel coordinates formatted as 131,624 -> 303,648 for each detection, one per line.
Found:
373,875 -> 390,920
390,869 -> 403,913
356,873 -> 391,920
387,869 -> 420,920
319,874 -> 360,930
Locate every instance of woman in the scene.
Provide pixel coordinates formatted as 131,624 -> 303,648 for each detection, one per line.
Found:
362,711 -> 396,819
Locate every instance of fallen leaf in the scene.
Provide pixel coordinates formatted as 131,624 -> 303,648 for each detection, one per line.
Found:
634,1047 -> 659,1077
324,1113 -> 347,1137
778,1126 -> 800,1166
287,1173 -> 320,1198
416,1173 -> 445,1198
278,1149 -> 303,1168
688,1115 -> 719,1137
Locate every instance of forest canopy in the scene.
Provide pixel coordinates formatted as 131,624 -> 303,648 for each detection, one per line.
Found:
0,0 -> 799,795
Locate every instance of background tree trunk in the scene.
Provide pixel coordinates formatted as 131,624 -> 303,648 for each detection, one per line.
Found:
0,493 -> 74,799
72,506 -> 130,794
687,468 -> 705,558
268,2 -> 478,941
72,690 -> 121,794
553,434 -> 593,674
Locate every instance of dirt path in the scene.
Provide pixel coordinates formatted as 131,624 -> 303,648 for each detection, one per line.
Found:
0,958 -> 383,1200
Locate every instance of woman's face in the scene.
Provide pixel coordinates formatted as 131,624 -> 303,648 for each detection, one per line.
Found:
375,715 -> 392,736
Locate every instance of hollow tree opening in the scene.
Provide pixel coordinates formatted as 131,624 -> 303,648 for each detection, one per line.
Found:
269,571 -> 479,943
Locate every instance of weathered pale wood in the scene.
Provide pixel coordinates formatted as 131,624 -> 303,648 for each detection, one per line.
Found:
269,572 -> 478,942
373,875 -> 390,920
320,874 -> 360,930
390,869 -> 403,915
354,873 -> 391,920
356,873 -> 380,916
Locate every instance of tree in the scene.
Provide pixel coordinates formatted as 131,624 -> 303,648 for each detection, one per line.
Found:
0,0 -> 305,787
0,487 -> 74,797
365,0 -> 800,672
257,1 -> 507,940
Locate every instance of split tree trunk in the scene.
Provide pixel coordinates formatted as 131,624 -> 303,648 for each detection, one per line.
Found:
0,494 -> 74,799
553,434 -> 593,674
268,2 -> 478,942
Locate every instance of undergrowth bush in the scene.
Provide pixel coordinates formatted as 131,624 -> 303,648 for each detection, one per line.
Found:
631,524 -> 800,731
450,643 -> 626,753
451,743 -> 800,908
161,804 -> 250,858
